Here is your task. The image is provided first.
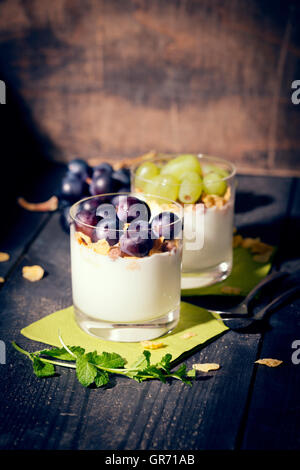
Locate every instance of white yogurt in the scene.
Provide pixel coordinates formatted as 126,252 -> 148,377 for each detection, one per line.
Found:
70,233 -> 181,323
182,201 -> 234,272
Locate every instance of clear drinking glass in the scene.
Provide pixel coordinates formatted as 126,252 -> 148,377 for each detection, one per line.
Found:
131,154 -> 236,289
70,193 -> 184,342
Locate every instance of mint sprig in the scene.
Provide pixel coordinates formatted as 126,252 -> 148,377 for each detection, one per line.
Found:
12,340 -> 196,388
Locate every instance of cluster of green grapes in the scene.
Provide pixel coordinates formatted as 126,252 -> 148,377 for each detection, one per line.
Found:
134,154 -> 229,204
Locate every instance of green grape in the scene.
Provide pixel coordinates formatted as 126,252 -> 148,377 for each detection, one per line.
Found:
203,172 -> 227,196
134,162 -> 159,191
203,164 -> 229,178
178,172 -> 203,203
145,174 -> 179,201
161,154 -> 202,181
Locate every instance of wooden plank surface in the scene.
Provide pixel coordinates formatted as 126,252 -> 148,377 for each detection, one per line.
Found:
1,173 -> 298,450
238,177 -> 300,449
0,1 -> 299,174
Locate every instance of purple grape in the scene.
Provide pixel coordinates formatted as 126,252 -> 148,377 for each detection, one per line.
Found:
127,220 -> 151,241
93,216 -> 122,246
151,211 -> 182,239
115,195 -> 151,223
60,174 -> 87,202
89,173 -> 117,196
81,197 -> 101,213
96,203 -> 117,220
67,159 -> 92,180
112,168 -> 130,187
117,185 -> 131,193
93,163 -> 113,180
120,222 -> 153,257
75,209 -> 99,238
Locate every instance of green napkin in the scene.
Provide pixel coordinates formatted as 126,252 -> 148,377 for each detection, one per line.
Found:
21,302 -> 228,365
181,246 -> 273,297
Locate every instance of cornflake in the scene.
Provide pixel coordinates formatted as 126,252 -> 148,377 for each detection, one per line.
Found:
233,234 -> 243,248
22,265 -> 44,282
241,237 -> 261,249
108,246 -> 122,260
18,195 -> 58,212
92,239 -> 110,255
0,252 -> 10,262
75,231 -> 91,246
253,252 -> 273,263
193,363 -> 220,372
255,358 -> 283,367
182,332 -> 197,339
221,286 -> 241,295
0,277 -> 5,283
140,340 -> 165,350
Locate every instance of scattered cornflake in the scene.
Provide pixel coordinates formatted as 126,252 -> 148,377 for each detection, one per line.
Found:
253,252 -> 273,263
241,237 -> 261,249
0,252 -> 10,262
162,239 -> 178,253
108,246 -> 122,260
255,358 -> 283,367
18,195 -> 58,212
22,265 -> 44,282
202,194 -> 215,208
182,332 -> 197,339
201,188 -> 230,208
193,363 -> 220,372
221,286 -> 241,295
0,277 -> 5,283
233,234 -> 243,248
75,231 -> 91,246
140,340 -> 165,350
149,237 -> 165,255
249,240 -> 273,255
92,239 -> 110,255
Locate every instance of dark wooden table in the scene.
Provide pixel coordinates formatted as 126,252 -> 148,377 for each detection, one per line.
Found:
0,168 -> 300,451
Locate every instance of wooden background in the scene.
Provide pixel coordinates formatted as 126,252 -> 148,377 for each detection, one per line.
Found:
0,0 -> 300,175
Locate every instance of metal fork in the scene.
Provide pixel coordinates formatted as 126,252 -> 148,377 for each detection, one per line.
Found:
206,270 -> 289,318
218,284 -> 300,330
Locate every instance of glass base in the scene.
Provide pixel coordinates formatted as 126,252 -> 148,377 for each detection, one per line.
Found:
181,261 -> 232,290
74,305 -> 180,342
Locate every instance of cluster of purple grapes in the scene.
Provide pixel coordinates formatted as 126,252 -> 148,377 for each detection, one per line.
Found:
59,159 -> 131,232
75,195 -> 181,258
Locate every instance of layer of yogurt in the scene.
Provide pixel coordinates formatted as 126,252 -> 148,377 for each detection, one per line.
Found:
182,200 -> 234,272
70,232 -> 181,323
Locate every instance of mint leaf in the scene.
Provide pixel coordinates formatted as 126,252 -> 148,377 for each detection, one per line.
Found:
156,353 -> 172,373
76,355 -> 97,387
94,370 -> 109,388
130,350 -> 151,370
171,364 -> 192,386
187,369 -> 196,378
39,346 -> 85,361
143,365 -> 167,383
87,351 -> 126,369
32,357 -> 56,377
12,340 -> 195,388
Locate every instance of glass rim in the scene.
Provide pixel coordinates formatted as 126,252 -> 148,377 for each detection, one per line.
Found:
131,153 -> 236,186
69,192 -> 184,231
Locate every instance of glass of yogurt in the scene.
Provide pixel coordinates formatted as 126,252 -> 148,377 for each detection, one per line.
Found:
69,193 -> 184,342
132,154 -> 236,289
